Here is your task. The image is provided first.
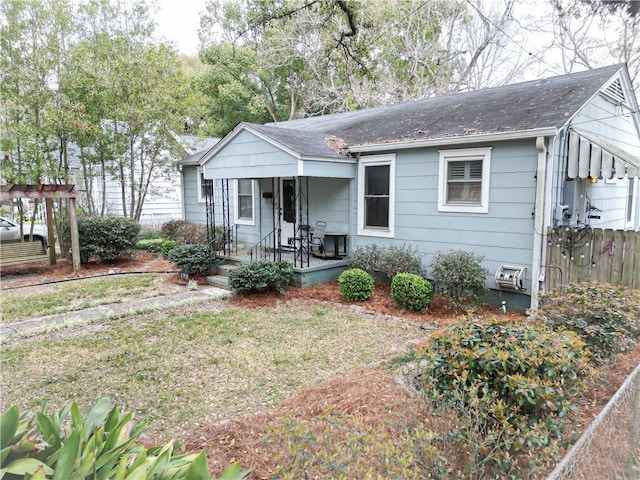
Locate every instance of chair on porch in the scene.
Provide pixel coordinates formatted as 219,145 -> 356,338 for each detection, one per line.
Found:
310,221 -> 327,258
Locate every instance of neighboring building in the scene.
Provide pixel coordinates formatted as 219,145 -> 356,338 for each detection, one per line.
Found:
69,134 -> 214,228
188,64 -> 640,309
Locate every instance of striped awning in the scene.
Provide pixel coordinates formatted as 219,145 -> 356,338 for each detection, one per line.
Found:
567,129 -> 639,179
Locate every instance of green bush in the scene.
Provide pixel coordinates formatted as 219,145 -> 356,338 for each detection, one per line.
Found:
138,230 -> 165,240
0,398 -> 249,480
430,249 -> 488,303
60,216 -> 141,263
349,244 -> 424,279
167,244 -> 215,275
136,238 -> 164,253
161,220 -> 229,250
338,268 -> 374,301
418,318 -> 590,476
161,219 -> 191,241
390,273 -> 433,312
228,261 -> 294,294
538,282 -> 640,364
161,240 -> 181,259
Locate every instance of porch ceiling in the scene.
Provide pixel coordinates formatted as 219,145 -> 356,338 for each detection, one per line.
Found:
567,129 -> 639,179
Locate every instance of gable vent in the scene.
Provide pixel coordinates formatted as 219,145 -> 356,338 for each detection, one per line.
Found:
602,77 -> 626,104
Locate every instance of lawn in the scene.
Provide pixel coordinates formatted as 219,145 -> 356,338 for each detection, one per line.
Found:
1,298 -> 424,439
1,274 -> 183,323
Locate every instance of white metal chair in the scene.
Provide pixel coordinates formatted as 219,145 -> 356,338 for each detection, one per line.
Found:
310,221 -> 327,258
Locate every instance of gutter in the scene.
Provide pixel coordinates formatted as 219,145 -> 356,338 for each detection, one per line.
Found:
530,136 -> 548,313
350,127 -> 558,153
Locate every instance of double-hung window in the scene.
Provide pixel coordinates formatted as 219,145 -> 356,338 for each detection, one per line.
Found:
358,154 -> 395,237
438,147 -> 491,213
235,179 -> 255,225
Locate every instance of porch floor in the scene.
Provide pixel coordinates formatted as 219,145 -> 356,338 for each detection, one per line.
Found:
225,247 -> 348,270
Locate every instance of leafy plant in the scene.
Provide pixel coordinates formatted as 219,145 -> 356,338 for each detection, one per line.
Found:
0,398 -> 249,480
430,249 -> 488,303
136,238 -> 164,253
60,217 -> 141,263
337,268 -> 374,301
417,317 -> 591,476
167,244 -> 216,275
228,261 -> 294,294
161,240 -> 181,259
538,282 -> 640,364
390,273 -> 433,312
349,244 -> 424,279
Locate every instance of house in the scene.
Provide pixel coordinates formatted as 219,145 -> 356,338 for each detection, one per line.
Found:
178,135 -> 221,225
194,63 -> 640,310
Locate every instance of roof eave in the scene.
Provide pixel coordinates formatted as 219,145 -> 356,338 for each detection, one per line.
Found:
349,127 -> 559,153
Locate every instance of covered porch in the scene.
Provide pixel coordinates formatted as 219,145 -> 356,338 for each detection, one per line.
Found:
199,122 -> 356,284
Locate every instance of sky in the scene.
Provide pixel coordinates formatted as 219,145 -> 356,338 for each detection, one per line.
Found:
155,0 -> 208,56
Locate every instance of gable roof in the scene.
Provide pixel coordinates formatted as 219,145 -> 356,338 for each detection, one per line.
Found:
178,135 -> 221,166
270,64 -> 627,152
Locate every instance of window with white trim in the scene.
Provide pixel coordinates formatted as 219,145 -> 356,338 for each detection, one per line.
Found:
358,154 -> 395,237
438,147 -> 492,213
234,179 -> 255,225
197,168 -> 213,203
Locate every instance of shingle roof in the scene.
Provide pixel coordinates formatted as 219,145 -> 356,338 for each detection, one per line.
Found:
266,64 -> 624,151
247,123 -> 347,159
179,136 -> 221,165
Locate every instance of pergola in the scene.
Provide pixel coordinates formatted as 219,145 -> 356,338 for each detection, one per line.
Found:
0,184 -> 83,272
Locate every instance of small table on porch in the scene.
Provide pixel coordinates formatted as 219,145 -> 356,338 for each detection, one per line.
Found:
321,231 -> 348,258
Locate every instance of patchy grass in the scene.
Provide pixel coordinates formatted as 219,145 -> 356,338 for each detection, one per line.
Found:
1,302 -> 423,439
1,274 -> 181,323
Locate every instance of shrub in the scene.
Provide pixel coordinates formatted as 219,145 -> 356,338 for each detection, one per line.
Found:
391,273 -> 433,312
538,282 -> 640,364
338,268 -> 374,301
228,261 -> 294,294
136,238 -> 164,253
60,216 -> 141,263
161,219 -> 208,244
138,230 -> 165,240
167,244 -> 215,275
430,249 -> 488,303
0,398 -> 248,480
349,243 -> 424,278
417,317 -> 591,476
348,244 -> 384,274
161,239 -> 181,259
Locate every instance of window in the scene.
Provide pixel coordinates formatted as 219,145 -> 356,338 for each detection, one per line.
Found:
358,154 -> 395,237
627,177 -> 636,225
234,179 -> 255,225
197,168 -> 213,203
438,147 -> 492,213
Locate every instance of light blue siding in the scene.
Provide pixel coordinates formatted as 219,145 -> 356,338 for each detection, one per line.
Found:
350,139 -> 539,294
182,166 -> 206,223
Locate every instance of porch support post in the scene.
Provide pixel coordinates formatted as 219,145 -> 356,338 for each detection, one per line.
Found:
45,197 -> 56,265
69,197 -> 81,272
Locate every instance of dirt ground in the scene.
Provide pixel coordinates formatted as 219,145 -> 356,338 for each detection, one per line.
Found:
2,253 -> 639,478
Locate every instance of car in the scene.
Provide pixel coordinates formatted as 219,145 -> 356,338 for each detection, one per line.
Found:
0,216 -> 49,246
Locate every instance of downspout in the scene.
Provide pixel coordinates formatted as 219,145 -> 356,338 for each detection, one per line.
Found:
531,136 -> 548,313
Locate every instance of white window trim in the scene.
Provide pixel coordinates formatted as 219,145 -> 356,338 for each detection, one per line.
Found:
438,147 -> 492,214
357,154 -> 395,238
234,179 -> 256,226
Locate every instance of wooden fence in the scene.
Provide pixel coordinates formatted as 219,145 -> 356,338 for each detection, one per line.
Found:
544,227 -> 639,291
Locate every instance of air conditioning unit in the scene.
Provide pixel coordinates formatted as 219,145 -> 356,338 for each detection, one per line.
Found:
494,265 -> 526,291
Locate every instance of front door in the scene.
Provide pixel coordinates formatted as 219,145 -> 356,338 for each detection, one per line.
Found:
281,178 -> 296,246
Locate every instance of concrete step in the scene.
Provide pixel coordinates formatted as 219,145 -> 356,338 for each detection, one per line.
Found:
217,263 -> 238,276
206,274 -> 230,289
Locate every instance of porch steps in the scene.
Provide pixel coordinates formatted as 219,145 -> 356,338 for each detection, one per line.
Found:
205,259 -> 242,290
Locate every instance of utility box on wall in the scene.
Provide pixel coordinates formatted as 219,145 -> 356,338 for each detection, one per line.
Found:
494,265 -> 527,291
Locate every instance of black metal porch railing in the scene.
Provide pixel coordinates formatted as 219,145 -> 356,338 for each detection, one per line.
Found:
206,225 -> 237,257
248,228 -> 282,262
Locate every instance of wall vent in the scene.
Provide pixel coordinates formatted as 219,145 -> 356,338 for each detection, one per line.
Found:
601,77 -> 626,105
